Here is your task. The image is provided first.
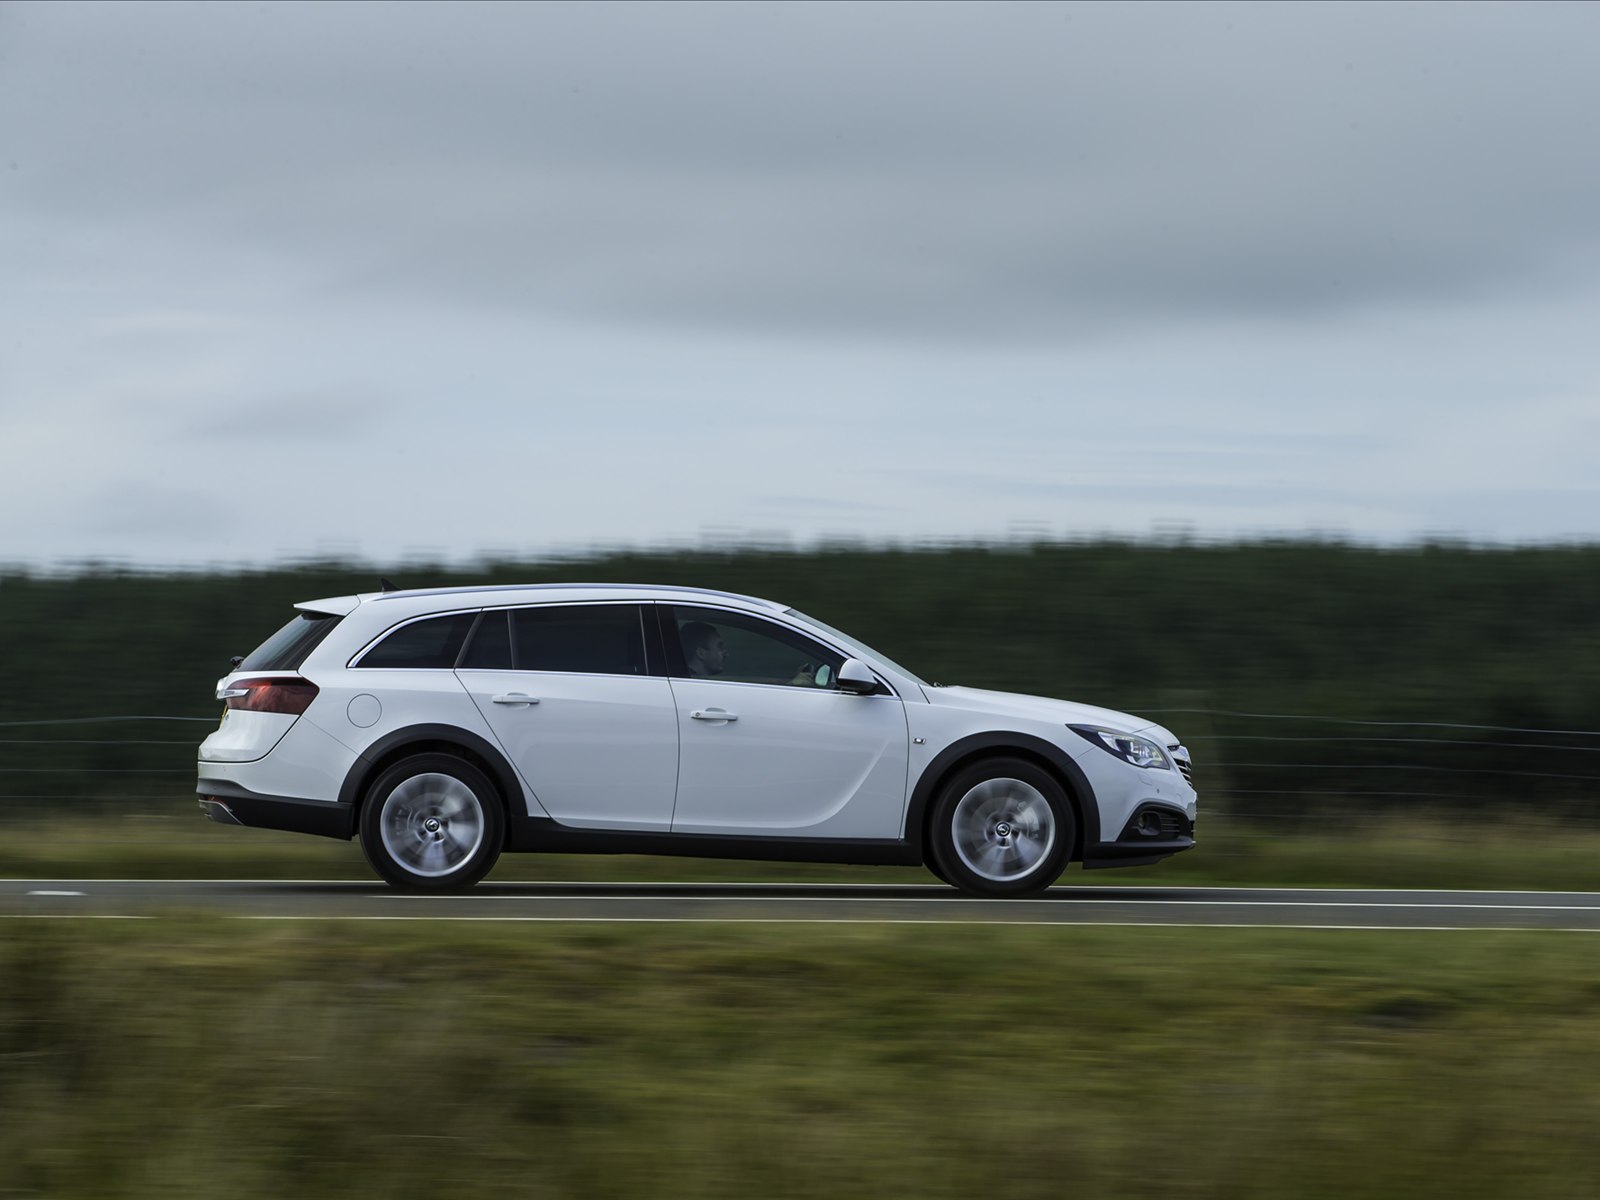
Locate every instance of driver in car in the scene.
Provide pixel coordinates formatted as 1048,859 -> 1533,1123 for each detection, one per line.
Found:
680,621 -> 826,687
681,621 -> 727,678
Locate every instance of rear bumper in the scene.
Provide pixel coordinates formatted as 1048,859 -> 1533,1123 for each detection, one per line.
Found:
197,781 -> 355,840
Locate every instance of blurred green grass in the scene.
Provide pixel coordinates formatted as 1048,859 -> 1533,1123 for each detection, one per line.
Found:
3,919 -> 1599,1199
3,807 -> 1597,891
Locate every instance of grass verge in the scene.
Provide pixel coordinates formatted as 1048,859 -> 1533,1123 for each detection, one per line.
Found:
2,920 -> 1599,1199
2,807 -> 1598,891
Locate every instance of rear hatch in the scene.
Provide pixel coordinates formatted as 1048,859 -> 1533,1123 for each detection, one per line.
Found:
200,606 -> 346,763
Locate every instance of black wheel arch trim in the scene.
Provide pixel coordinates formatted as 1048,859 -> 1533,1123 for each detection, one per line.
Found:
340,724 -> 527,818
904,732 -> 1101,860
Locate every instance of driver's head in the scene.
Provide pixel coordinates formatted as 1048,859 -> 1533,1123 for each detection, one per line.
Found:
681,621 -> 726,676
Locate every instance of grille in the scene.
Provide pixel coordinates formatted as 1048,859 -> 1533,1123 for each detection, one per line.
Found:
1170,746 -> 1193,787
1149,808 -> 1188,837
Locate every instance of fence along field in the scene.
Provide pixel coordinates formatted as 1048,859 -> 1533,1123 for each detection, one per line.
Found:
2,540 -> 1597,824
6,710 -> 1600,822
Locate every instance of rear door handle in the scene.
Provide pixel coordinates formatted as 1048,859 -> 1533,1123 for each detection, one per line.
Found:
492,693 -> 541,706
690,709 -> 738,722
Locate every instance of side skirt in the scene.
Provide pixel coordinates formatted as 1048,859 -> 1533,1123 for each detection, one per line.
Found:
507,816 -> 923,867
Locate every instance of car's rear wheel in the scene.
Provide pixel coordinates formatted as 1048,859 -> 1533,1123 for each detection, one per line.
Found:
928,757 -> 1075,897
359,753 -> 505,890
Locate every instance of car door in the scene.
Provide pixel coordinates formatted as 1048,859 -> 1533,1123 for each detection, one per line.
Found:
456,602 -> 679,830
661,604 -> 909,838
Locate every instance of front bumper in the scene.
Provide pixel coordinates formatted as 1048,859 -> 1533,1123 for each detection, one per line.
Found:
1081,802 -> 1195,870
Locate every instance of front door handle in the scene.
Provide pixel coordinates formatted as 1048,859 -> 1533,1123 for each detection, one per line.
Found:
492,693 -> 541,706
690,709 -> 738,722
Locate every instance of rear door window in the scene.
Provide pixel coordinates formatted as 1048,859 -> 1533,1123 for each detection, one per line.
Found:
510,604 -> 649,675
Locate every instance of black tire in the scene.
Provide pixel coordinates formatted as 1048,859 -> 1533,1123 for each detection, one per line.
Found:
924,856 -> 956,887
359,753 -> 505,891
927,756 -> 1076,897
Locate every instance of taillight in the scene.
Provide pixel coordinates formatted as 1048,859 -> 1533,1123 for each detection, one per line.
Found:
219,676 -> 320,715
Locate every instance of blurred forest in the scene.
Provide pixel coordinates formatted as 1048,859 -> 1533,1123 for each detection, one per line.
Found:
2,541 -> 1597,820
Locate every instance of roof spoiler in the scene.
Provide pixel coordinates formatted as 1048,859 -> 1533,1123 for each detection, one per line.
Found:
293,595 -> 362,617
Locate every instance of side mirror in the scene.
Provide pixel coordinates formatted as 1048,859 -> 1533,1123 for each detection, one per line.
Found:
836,658 -> 879,695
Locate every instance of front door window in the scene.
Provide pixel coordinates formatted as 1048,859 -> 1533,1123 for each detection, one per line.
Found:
667,606 -> 845,690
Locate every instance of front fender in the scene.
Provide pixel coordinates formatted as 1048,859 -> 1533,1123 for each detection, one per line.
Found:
904,732 -> 1100,859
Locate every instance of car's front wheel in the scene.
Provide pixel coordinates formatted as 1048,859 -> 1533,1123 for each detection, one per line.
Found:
928,757 -> 1075,897
359,753 -> 505,890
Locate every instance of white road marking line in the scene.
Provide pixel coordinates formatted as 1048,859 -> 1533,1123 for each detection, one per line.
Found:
0,921 -> 151,928
374,893 -> 1600,912
4,879 -> 1600,899
0,908 -> 1593,929
1,878 -> 368,885
232,916 -> 1600,930
26,890 -> 86,896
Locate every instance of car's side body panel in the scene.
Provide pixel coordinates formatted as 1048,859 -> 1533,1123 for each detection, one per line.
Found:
460,669 -> 680,830
666,679 -> 909,837
198,711 -> 358,805
198,583 -> 1199,887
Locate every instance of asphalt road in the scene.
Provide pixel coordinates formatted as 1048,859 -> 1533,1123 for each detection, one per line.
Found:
5,879 -> 1600,928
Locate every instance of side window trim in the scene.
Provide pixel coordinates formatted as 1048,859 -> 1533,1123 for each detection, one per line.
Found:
641,602 -> 668,678
451,610 -> 487,670
654,603 -> 689,677
456,609 -> 514,672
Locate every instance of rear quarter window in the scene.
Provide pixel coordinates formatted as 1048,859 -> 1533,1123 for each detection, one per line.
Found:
356,613 -> 478,669
238,613 -> 344,672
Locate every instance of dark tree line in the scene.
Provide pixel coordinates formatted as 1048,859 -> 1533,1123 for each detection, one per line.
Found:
3,541 -> 1597,818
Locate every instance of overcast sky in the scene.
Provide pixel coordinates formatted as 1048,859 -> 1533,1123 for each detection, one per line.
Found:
3,0 -> 1598,568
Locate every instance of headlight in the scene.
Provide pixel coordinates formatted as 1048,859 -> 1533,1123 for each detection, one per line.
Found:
1069,725 -> 1173,771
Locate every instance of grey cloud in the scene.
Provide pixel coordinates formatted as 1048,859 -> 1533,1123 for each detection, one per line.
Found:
5,1 -> 1600,564
751,495 -> 907,516
889,469 -> 1364,509
183,391 -> 390,442
76,481 -> 235,542
5,3 -> 1600,346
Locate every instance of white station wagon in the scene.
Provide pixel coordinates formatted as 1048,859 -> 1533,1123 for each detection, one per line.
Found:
197,583 -> 1196,895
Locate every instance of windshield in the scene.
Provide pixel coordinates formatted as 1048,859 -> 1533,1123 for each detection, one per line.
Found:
783,609 -> 928,689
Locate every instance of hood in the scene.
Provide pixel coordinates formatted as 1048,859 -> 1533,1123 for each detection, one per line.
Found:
927,685 -> 1177,743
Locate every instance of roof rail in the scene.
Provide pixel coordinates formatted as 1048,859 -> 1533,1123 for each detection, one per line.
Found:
367,582 -> 785,609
